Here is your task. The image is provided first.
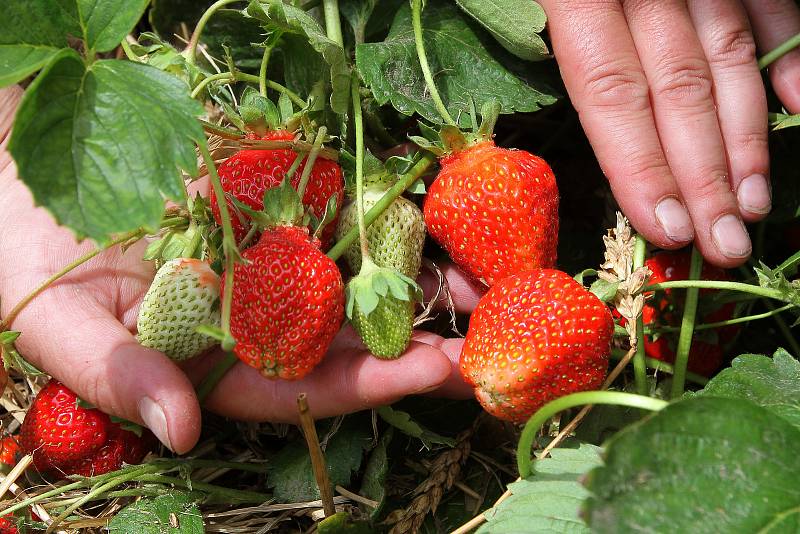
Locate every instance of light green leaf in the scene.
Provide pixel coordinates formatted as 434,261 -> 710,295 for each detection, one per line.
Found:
108,491 -> 204,533
0,1 -> 79,87
478,443 -> 602,534
376,405 -> 456,448
589,279 -> 619,303
8,52 -> 204,243
355,2 -> 556,126
247,0 -> 350,113
78,0 -> 150,52
770,112 -> 800,130
584,397 -> 800,533
453,0 -> 549,61
267,417 -> 372,502
695,349 -> 800,430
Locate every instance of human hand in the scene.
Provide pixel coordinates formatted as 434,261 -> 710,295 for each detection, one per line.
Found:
0,86 -> 478,455
540,0 -> 800,267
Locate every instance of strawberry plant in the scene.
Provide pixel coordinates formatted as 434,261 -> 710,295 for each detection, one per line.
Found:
0,0 -> 799,533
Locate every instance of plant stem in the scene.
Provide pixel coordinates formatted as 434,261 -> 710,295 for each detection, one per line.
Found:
191,72 -> 306,107
410,0 -> 456,126
651,303 -> 795,333
764,299 -> 800,357
198,143 -> 236,351
135,474 -> 270,503
196,353 -> 239,403
296,127 -> 327,199
297,394 -> 336,517
327,153 -> 435,261
516,392 -> 668,478
322,0 -> 344,46
610,349 -> 708,386
0,229 -> 143,331
119,39 -> 137,61
351,76 -> 370,259
258,46 -> 272,97
632,235 -> 648,396
670,246 -> 702,399
759,32 -> 800,69
186,0 -> 242,65
646,280 -> 787,301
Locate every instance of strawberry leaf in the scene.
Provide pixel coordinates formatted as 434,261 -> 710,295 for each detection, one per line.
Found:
355,2 -> 556,126
109,491 -> 204,533
358,428 -> 393,519
376,405 -> 456,448
78,0 -> 151,53
583,397 -> 800,533
8,52 -> 204,243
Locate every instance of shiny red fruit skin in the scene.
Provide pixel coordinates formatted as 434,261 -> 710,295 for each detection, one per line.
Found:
424,141 -> 559,287
223,226 -> 345,380
461,269 -> 613,423
0,516 -> 17,534
643,252 -> 736,377
0,436 -> 19,466
68,426 -> 153,478
210,130 -> 344,247
19,380 -> 109,470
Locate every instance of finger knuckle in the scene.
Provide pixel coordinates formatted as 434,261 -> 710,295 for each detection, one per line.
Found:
707,28 -> 757,69
691,168 -> 731,200
623,151 -> 672,184
653,58 -> 713,105
581,59 -> 650,110
730,130 -> 769,155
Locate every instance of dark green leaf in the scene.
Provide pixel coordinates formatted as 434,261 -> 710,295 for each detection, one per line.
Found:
78,0 -> 150,52
108,491 -> 204,533
8,53 -> 204,243
584,397 -> 800,533
376,405 -> 456,448
355,1 -> 556,126
478,443 -> 602,533
453,0 -> 549,61
202,9 -> 266,70
695,349 -> 800,430
247,0 -> 350,113
267,417 -> 372,502
359,428 -> 392,519
0,1 -> 79,87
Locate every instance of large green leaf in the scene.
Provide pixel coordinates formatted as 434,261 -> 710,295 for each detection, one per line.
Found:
583,397 -> 800,533
478,443 -> 602,534
77,0 -> 151,53
355,1 -> 556,126
108,491 -> 204,533
267,417 -> 372,502
8,52 -> 204,243
247,0 -> 350,113
695,349 -> 800,430
453,0 -> 549,61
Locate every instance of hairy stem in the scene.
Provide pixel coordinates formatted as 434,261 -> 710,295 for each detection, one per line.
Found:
646,280 -> 787,301
670,246 -> 702,399
610,349 -> 708,386
322,0 -> 344,46
186,0 -> 242,65
411,0 -> 456,126
296,127 -> 327,199
351,76 -> 371,260
632,235 -> 648,396
196,353 -> 239,403
191,72 -> 305,107
651,303 -> 795,334
759,32 -> 800,69
258,46 -> 273,97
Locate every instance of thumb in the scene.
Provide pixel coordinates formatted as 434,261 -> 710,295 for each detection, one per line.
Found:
5,288 -> 201,454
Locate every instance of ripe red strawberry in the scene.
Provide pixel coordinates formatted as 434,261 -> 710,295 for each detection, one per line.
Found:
0,516 -> 17,534
461,269 -> 613,423
210,130 -> 344,246
19,380 -> 153,477
223,225 -> 344,380
0,436 -> 19,466
643,252 -> 736,377
424,140 -> 559,287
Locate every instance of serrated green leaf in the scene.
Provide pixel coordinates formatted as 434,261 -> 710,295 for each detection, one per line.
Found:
589,279 -> 619,303
248,0 -> 350,114
584,397 -> 800,533
267,417 -> 372,502
376,405 -> 456,448
0,332 -> 20,345
78,0 -> 150,53
695,349 -> 800,430
359,428 -> 392,519
478,443 -> 602,534
453,0 -> 549,62
770,112 -> 800,130
8,52 -> 204,243
355,1 -> 556,126
108,491 -> 204,533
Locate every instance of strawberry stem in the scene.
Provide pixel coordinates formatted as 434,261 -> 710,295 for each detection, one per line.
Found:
191,72 -> 305,107
186,0 -> 243,66
669,246 -> 702,400
516,392 -> 668,478
258,45 -> 273,97
351,75 -> 371,260
327,153 -> 435,261
610,349 -> 709,386
196,353 -> 239,404
645,280 -> 789,301
648,303 -> 795,334
759,32 -> 800,69
632,235 -> 648,396
322,0 -> 344,47
295,127 -> 328,199
411,0 -> 456,126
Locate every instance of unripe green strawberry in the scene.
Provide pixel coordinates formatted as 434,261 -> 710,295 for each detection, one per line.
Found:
346,259 -> 421,359
137,258 -> 221,361
336,189 -> 426,279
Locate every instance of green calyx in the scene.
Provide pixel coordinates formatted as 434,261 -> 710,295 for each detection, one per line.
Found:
224,87 -> 300,137
409,100 -> 501,156
346,259 -> 422,359
233,177 -> 309,232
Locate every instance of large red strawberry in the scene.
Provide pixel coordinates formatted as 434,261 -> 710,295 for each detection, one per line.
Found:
210,130 -> 343,246
424,140 -> 559,287
223,225 -> 344,380
461,269 -> 614,423
643,252 -> 736,377
0,436 -> 19,466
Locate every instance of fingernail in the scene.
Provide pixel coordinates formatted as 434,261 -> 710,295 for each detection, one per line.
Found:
711,214 -> 752,258
655,197 -> 694,243
139,397 -> 173,451
737,174 -> 771,215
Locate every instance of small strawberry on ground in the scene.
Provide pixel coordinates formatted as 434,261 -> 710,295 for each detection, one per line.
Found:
461,269 -> 614,423
0,516 -> 17,534
137,258 -> 221,361
643,251 -> 736,377
0,436 -> 19,467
